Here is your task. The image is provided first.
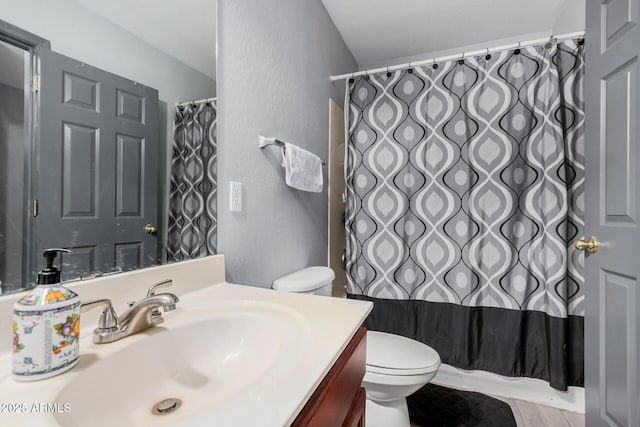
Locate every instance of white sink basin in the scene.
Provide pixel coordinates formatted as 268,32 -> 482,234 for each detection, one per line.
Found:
53,301 -> 307,427
0,281 -> 372,427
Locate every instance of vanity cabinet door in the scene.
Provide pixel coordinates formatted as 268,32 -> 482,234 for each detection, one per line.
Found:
342,387 -> 366,427
292,327 -> 367,427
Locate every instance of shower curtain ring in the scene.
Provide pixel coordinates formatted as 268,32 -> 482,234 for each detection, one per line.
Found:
546,35 -> 555,48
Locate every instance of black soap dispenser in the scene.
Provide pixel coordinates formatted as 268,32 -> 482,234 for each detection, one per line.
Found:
12,248 -> 81,380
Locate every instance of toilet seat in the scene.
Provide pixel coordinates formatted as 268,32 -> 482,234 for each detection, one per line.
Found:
367,363 -> 439,376
366,331 -> 440,376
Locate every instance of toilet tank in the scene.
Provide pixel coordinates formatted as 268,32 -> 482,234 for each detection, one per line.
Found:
272,267 -> 335,296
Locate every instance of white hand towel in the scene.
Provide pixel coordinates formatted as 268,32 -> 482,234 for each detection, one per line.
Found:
281,143 -> 323,193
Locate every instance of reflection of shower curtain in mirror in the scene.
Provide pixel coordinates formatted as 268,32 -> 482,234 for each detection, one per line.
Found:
168,101 -> 217,261
345,40 -> 584,391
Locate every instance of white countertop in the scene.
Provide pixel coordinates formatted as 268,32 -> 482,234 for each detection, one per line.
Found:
0,281 -> 372,426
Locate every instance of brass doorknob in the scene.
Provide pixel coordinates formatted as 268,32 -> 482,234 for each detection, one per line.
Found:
575,236 -> 598,253
144,224 -> 157,234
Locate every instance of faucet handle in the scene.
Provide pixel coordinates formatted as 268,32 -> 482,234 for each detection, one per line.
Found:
81,299 -> 118,332
147,279 -> 173,298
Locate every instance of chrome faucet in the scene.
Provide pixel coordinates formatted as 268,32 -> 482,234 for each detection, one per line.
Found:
81,279 -> 179,344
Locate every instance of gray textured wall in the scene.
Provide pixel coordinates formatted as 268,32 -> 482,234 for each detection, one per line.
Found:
217,0 -> 356,287
0,82 -> 24,291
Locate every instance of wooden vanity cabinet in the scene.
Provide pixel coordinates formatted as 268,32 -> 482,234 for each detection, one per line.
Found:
292,327 -> 367,427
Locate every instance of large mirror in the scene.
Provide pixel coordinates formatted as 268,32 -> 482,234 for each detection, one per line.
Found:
0,0 -> 217,294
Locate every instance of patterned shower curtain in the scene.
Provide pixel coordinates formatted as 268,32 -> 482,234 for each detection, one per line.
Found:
345,40 -> 584,390
167,100 -> 217,262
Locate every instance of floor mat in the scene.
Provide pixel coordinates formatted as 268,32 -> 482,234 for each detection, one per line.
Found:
407,383 -> 517,427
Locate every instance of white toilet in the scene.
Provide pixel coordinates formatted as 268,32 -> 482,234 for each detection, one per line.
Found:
364,331 -> 441,427
272,266 -> 441,427
272,266 -> 335,296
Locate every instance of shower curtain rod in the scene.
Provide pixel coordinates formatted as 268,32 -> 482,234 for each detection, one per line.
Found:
176,96 -> 217,107
330,30 -> 585,82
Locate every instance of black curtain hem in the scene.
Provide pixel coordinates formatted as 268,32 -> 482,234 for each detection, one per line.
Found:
349,294 -> 584,391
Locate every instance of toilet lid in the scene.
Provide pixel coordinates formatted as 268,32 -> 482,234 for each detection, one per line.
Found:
272,266 -> 335,293
366,331 -> 441,376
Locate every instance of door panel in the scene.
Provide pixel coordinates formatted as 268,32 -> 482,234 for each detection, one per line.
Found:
116,89 -> 145,123
114,242 -> 143,268
37,48 -> 159,281
61,122 -> 98,217
602,0 -> 637,50
602,59 -> 636,222
585,0 -> 640,425
600,270 -> 636,426
63,71 -> 99,111
116,133 -> 144,217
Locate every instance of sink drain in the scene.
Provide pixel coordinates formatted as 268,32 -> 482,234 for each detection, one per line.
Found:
151,398 -> 182,415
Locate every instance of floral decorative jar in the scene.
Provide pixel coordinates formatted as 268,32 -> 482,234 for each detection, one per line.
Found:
12,249 -> 81,381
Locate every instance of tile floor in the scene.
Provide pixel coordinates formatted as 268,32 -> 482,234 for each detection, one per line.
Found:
497,397 -> 585,427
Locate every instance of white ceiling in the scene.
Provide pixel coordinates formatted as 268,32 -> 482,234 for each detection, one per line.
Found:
69,0 -> 217,80
321,0 -> 583,68
3,1 -> 584,86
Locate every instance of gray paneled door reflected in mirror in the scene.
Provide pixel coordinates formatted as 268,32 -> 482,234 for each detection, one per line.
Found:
37,49 -> 160,281
0,33 -> 161,290
0,1 -> 216,295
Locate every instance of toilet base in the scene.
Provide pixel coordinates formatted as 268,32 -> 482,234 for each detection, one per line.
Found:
365,397 -> 410,427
